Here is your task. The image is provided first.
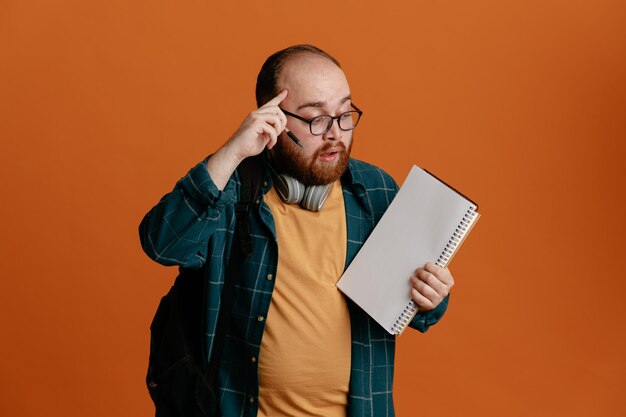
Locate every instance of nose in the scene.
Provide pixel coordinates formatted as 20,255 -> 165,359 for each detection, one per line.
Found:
322,118 -> 343,142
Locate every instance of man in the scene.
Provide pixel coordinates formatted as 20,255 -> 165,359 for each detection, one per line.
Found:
140,44 -> 453,417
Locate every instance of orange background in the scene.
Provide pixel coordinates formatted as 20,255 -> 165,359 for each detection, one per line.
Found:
1,1 -> 625,416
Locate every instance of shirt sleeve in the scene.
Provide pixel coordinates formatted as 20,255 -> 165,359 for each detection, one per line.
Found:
139,159 -> 238,269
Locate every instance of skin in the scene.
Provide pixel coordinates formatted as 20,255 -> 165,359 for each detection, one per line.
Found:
206,53 -> 453,312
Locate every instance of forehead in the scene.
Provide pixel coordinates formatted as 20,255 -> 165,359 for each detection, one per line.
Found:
277,54 -> 350,107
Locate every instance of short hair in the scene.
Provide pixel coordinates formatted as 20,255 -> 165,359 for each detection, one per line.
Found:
255,44 -> 341,107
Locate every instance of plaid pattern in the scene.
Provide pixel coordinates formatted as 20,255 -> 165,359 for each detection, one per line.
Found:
140,157 -> 449,417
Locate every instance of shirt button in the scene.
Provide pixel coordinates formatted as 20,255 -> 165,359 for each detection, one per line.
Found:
266,273 -> 273,281
263,180 -> 269,187
249,395 -> 256,404
251,356 -> 257,363
257,315 -> 264,322
255,198 -> 261,205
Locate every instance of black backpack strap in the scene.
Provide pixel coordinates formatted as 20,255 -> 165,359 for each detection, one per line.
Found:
235,155 -> 263,257
203,155 -> 263,404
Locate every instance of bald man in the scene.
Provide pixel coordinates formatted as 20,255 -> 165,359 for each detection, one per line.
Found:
140,44 -> 452,417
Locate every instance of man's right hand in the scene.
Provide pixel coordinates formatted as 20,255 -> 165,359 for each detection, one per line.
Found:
206,90 -> 288,191
227,90 -> 289,160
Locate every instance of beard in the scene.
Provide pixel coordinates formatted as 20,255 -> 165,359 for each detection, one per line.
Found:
272,134 -> 352,186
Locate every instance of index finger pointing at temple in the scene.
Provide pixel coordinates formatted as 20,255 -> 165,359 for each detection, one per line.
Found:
260,90 -> 288,109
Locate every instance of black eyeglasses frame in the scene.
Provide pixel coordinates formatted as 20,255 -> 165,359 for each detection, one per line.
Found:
279,103 -> 363,136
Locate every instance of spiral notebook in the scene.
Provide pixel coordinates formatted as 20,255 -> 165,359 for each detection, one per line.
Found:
336,165 -> 480,335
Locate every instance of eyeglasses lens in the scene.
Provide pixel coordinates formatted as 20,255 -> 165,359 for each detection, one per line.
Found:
310,112 -> 360,135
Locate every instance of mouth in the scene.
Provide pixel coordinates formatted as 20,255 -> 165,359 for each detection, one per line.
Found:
318,148 -> 342,163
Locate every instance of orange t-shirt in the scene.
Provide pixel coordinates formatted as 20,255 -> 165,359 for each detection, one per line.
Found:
258,180 -> 351,417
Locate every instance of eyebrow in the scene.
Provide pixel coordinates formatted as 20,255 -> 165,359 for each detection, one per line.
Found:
296,95 -> 352,111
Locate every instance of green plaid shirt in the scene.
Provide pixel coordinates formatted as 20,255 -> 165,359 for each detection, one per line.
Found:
140,157 -> 448,417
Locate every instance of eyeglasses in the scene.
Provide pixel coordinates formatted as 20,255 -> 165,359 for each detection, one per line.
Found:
280,104 -> 363,136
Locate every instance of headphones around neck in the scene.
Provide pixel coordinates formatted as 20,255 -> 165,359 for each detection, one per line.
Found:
271,171 -> 333,212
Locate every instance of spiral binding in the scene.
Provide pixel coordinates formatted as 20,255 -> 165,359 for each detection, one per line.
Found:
436,208 -> 478,268
390,300 -> 419,335
390,206 -> 478,335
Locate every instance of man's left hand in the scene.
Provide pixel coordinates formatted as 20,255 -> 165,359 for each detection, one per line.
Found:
409,262 -> 454,311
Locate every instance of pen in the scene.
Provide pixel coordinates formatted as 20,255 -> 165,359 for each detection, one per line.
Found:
285,128 -> 304,149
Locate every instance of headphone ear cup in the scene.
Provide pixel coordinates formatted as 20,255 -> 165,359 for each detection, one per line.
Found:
274,173 -> 305,204
300,184 -> 333,212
